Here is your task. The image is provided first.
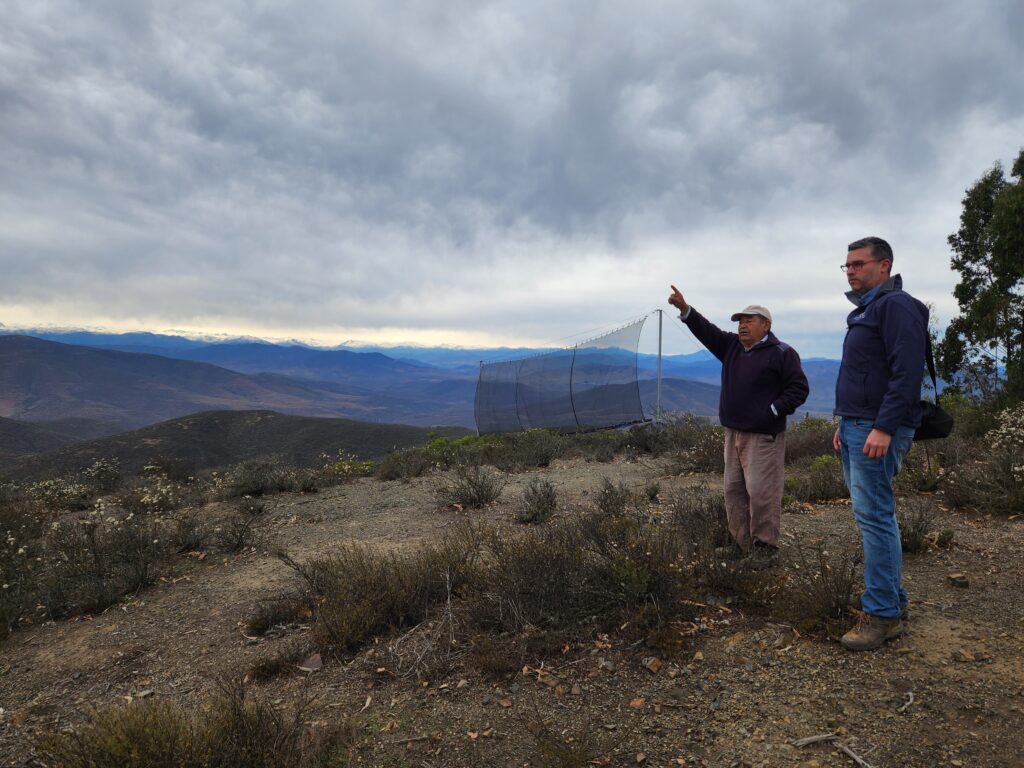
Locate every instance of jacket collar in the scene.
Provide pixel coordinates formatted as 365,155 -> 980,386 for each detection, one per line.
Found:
846,273 -> 902,307
742,331 -> 779,351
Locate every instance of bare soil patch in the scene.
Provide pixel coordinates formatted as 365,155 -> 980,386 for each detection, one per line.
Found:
2,457 -> 1023,767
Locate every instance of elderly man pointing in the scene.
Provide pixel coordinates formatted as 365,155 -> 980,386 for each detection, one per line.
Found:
669,285 -> 809,566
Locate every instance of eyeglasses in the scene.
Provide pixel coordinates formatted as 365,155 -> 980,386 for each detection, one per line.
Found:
840,259 -> 882,273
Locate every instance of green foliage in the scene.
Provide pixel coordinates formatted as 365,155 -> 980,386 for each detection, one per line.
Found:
939,148 -> 1024,399
784,417 -> 838,464
785,454 -> 848,503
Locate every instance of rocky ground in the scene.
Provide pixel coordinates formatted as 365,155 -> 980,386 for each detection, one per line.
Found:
2,456 -> 1022,767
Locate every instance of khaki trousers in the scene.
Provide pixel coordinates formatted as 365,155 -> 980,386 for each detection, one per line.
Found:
723,428 -> 785,550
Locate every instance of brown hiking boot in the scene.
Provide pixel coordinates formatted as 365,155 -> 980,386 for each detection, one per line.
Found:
840,613 -> 906,651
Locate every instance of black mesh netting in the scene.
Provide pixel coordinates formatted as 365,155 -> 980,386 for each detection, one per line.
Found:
474,318 -> 646,433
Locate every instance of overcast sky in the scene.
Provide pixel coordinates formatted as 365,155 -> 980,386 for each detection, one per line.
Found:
2,1 -> 1022,357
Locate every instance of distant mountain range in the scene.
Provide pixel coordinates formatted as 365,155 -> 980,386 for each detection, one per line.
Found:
0,327 -> 841,472
0,410 -> 470,482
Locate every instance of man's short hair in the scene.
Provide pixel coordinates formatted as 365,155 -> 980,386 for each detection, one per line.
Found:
847,236 -> 893,263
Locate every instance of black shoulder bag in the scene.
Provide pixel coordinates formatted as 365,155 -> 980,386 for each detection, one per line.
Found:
914,336 -> 954,441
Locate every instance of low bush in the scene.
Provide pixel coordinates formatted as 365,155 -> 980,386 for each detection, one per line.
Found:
375,449 -> 434,481
785,454 -> 848,503
280,523 -> 482,651
593,477 -> 632,517
35,676 -> 361,767
898,496 -> 937,553
26,477 -> 92,511
80,458 -> 123,493
517,477 -> 557,524
434,465 -> 506,509
942,402 -> 1024,515
785,417 -> 838,464
776,541 -> 860,635
678,423 -> 726,473
218,459 -> 300,498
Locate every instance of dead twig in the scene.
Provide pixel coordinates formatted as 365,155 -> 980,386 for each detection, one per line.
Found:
793,732 -> 877,768
898,691 -> 914,713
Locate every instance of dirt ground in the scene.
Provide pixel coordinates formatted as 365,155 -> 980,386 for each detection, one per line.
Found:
2,456 -> 1023,767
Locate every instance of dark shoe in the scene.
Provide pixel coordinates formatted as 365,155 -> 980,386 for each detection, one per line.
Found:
714,543 -> 745,561
746,541 -> 779,569
840,613 -> 906,651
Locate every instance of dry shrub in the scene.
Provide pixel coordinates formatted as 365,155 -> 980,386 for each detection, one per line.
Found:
785,417 -> 838,464
281,523 -> 482,652
214,501 -> 266,554
492,429 -> 565,471
680,423 -> 726,473
896,443 -> 942,493
775,541 -> 860,636
80,458 -> 123,493
40,514 -> 170,618
785,454 -> 848,503
0,485 -> 46,636
219,459 -> 300,498
434,464 -> 505,509
35,677 -> 361,767
898,496 -> 938,553
525,711 -> 624,768
375,449 -> 433,481
517,477 -> 557,524
594,477 -> 632,517
243,590 -> 315,636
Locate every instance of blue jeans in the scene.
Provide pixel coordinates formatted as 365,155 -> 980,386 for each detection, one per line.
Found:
838,418 -> 915,618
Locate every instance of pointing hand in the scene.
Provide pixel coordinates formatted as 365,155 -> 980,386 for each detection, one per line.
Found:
668,285 -> 689,314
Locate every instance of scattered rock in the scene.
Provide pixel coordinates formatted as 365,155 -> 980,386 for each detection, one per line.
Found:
947,573 -> 970,588
643,656 -> 663,674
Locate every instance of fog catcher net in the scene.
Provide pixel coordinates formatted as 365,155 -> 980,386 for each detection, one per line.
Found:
474,317 -> 646,433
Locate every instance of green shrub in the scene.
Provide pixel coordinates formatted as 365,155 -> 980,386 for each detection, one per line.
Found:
785,417 -> 838,464
434,465 -> 505,509
517,477 -> 558,524
785,454 -> 848,503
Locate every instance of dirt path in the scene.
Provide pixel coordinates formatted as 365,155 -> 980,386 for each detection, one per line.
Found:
2,458 -> 1022,766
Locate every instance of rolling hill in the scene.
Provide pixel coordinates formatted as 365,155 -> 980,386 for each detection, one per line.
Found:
0,335 -> 476,430
0,410 -> 471,481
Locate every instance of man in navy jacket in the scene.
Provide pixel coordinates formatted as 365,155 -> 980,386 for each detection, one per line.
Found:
832,236 -> 927,651
668,286 -> 809,565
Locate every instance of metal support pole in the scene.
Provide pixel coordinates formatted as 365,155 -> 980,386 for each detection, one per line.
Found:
656,309 -> 663,425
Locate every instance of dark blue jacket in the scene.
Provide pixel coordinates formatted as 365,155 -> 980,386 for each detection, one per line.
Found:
682,308 -> 810,436
834,274 -> 928,434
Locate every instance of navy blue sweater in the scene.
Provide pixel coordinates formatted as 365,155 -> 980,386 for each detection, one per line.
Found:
682,308 -> 810,436
834,274 -> 928,434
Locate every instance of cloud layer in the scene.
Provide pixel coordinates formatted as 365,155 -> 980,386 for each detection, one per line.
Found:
2,1 -> 1022,356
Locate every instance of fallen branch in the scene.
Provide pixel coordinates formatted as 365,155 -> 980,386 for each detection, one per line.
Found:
793,732 -> 877,768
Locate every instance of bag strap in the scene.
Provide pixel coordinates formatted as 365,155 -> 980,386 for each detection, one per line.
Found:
925,334 -> 941,406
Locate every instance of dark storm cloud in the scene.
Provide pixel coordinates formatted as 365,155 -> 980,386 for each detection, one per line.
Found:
1,1 -> 1022,352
